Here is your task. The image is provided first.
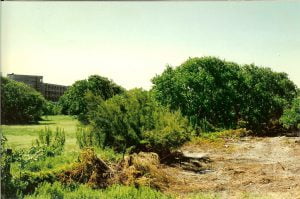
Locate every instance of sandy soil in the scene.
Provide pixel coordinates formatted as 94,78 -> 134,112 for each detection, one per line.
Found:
164,136 -> 300,198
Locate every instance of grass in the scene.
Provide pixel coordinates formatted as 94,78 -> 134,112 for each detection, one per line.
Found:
24,182 -> 173,199
10,152 -> 79,176
1,115 -> 80,151
2,115 -> 81,179
187,128 -> 248,147
3,115 -> 122,179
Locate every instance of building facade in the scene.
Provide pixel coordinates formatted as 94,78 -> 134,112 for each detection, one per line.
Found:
7,73 -> 69,101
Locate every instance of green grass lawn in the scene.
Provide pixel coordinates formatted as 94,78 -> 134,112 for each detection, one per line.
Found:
1,115 -> 80,151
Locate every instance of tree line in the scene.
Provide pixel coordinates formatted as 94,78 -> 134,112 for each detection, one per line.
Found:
1,56 -> 299,153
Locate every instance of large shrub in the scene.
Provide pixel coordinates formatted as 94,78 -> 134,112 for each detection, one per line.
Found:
59,75 -> 124,123
1,77 -> 46,124
77,89 -> 192,155
152,57 -> 297,134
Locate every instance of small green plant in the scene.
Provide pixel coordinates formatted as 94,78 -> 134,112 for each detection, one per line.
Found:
35,127 -> 66,156
76,126 -> 94,149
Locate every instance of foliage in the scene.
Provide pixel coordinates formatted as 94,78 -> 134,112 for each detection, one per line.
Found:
17,152 -> 78,173
1,77 -> 46,124
141,110 -> 192,154
24,182 -> 172,199
59,75 -> 124,123
152,57 -> 297,134
34,127 -> 66,157
1,135 -> 17,198
238,64 -> 297,133
280,96 -> 300,129
5,128 -> 66,195
17,170 -> 58,195
78,89 -> 192,155
43,101 -> 62,115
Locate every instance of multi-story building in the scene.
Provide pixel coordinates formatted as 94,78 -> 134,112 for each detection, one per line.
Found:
42,83 -> 69,101
7,73 -> 69,101
7,73 -> 44,92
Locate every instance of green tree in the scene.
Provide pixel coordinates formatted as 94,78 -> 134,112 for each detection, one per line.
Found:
152,57 -> 242,131
238,64 -> 297,132
59,75 -> 124,123
152,57 -> 297,134
1,77 -> 46,124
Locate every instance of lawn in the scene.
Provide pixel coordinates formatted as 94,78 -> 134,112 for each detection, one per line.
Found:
1,115 -> 80,151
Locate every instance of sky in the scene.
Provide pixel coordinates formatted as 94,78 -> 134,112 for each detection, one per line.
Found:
1,1 -> 300,90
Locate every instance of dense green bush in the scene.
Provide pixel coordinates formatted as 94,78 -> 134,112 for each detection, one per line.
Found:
280,96 -> 300,129
77,89 -> 192,155
1,77 -> 46,124
59,75 -> 124,123
43,101 -> 62,115
152,57 -> 297,134
238,64 -> 297,133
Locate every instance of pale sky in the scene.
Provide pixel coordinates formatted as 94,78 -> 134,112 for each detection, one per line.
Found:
1,1 -> 300,89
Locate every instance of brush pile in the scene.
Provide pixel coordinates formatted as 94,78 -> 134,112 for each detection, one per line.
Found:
58,149 -> 172,190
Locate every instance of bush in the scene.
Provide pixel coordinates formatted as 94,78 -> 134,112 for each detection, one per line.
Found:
43,101 -> 62,115
1,77 -> 46,124
17,171 -> 57,195
152,57 -> 297,134
78,89 -> 192,155
59,75 -> 124,123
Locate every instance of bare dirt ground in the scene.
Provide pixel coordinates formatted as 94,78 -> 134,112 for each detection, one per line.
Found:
164,136 -> 300,198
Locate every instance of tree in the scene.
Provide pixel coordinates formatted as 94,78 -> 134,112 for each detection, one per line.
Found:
152,57 -> 242,131
59,75 -> 124,123
238,65 -> 297,132
152,57 -> 297,134
1,77 -> 46,124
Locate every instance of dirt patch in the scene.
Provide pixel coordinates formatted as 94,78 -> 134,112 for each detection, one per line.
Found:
164,136 -> 300,198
